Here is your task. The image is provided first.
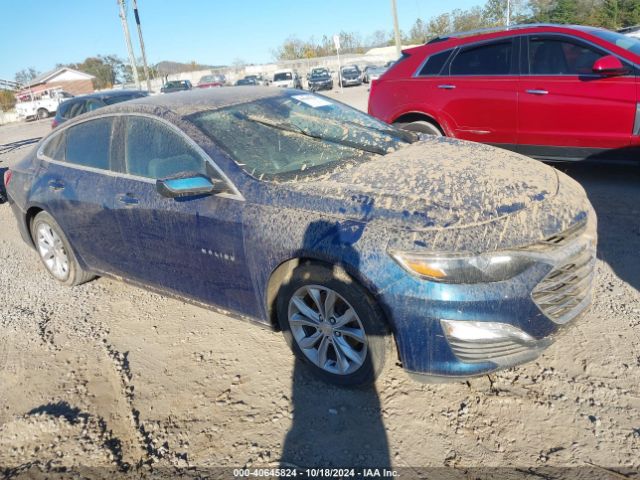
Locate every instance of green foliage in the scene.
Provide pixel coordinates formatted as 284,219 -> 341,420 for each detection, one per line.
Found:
0,89 -> 16,111
271,0 -> 640,61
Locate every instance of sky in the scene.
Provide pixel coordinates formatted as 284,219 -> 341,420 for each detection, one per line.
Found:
0,0 -> 482,80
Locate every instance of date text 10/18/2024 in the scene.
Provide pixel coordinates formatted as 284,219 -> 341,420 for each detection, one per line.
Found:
233,468 -> 400,478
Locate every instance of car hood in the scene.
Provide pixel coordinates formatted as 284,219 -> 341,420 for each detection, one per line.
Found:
282,137 -> 559,231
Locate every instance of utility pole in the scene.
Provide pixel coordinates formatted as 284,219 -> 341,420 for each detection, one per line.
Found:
132,0 -> 151,91
390,0 -> 402,59
117,0 -> 141,90
506,0 -> 511,26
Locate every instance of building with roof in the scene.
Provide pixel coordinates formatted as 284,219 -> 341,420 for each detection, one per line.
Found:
16,67 -> 95,98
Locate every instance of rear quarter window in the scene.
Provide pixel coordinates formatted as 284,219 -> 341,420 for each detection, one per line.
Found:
418,49 -> 454,75
42,132 -> 66,161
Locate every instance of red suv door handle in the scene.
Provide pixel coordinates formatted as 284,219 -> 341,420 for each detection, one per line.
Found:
438,84 -> 456,90
526,89 -> 549,95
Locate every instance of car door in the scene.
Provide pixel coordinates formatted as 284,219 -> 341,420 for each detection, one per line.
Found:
111,114 -> 254,314
35,116 -> 133,274
518,34 -> 637,158
435,37 -> 519,146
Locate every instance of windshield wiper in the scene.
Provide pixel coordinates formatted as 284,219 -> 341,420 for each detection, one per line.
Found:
340,119 -> 420,144
235,112 -> 388,156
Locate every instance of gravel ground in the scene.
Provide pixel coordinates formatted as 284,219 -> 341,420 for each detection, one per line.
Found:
1,90 -> 639,478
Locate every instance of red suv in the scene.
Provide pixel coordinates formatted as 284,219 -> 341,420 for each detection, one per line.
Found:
368,24 -> 640,161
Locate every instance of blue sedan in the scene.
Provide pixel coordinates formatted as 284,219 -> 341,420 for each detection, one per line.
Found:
5,88 -> 597,385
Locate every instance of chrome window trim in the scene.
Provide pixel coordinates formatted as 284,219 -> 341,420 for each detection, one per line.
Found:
37,111 -> 245,202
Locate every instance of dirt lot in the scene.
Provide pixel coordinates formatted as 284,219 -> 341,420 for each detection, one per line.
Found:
1,87 -> 640,477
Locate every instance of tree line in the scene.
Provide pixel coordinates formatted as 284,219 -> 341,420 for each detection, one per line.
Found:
273,0 -> 640,60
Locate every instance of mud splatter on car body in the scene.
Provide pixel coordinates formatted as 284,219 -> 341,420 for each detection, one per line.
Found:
6,87 -> 597,379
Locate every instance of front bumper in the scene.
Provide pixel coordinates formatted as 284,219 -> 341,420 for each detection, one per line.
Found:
341,78 -> 361,86
378,220 -> 596,379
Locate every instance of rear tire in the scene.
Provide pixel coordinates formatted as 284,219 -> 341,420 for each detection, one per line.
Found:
396,120 -> 442,136
36,109 -> 49,120
31,211 -> 95,286
277,262 -> 390,386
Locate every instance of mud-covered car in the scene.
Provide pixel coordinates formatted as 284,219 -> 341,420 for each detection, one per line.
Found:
5,88 -> 597,386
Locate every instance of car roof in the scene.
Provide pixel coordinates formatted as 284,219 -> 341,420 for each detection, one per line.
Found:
77,86 -> 286,121
427,23 -> 593,43
64,89 -> 146,102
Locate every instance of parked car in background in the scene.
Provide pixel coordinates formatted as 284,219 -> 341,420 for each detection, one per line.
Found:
244,74 -> 269,86
161,80 -> 192,94
197,75 -> 224,88
618,25 -> 640,39
15,88 -> 73,121
272,69 -> 302,89
52,90 -> 148,128
5,87 -> 596,386
307,67 -> 333,91
235,77 -> 258,86
369,24 -> 640,161
363,65 -> 388,83
339,65 -> 363,87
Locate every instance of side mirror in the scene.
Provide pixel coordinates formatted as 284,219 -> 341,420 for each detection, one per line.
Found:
156,173 -> 225,199
592,55 -> 629,76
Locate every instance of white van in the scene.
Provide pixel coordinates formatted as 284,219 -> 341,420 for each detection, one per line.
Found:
272,69 -> 302,89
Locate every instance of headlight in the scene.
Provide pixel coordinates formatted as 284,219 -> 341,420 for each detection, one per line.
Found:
389,250 -> 535,284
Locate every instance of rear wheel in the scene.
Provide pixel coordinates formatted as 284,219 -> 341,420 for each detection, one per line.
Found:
277,263 -> 390,386
396,119 -> 442,136
36,108 -> 49,120
31,211 -> 94,286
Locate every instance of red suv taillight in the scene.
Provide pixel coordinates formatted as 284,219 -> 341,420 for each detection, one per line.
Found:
51,118 -> 58,129
3,169 -> 12,188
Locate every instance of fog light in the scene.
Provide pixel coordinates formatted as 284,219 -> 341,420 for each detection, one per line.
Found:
440,319 -> 535,343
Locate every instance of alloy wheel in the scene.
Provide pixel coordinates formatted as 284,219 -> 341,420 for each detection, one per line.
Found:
36,222 -> 70,281
288,285 -> 368,375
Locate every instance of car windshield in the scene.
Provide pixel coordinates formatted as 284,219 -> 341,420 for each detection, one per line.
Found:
587,28 -> 640,55
310,72 -> 330,79
342,68 -> 358,74
165,81 -> 183,88
199,75 -> 215,83
274,72 -> 292,81
189,92 -> 416,181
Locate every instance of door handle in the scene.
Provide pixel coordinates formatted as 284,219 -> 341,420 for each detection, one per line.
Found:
117,193 -> 139,206
438,84 -> 456,90
526,89 -> 549,95
47,180 -> 64,191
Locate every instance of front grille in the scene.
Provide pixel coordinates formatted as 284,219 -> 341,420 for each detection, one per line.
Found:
532,245 -> 595,324
448,339 -> 533,363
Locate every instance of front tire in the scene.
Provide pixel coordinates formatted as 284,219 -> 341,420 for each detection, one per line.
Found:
396,120 -> 442,136
31,211 -> 94,286
36,108 -> 49,120
277,263 -> 390,386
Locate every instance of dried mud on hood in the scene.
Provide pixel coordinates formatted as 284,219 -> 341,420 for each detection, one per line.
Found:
286,137 -> 559,230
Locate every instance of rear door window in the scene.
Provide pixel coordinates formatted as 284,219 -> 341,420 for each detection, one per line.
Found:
65,117 -> 114,170
124,116 -> 208,179
449,40 -> 513,75
528,36 -> 607,75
